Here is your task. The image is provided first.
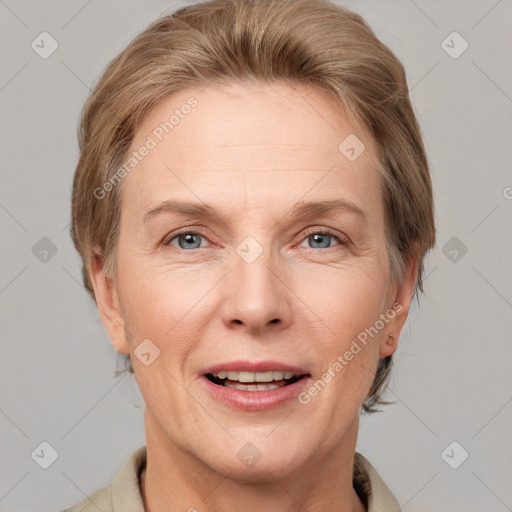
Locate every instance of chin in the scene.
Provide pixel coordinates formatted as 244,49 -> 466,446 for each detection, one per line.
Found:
195,433 -> 312,483
210,453 -> 303,483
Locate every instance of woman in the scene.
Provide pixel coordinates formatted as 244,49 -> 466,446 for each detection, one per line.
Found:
65,0 -> 435,510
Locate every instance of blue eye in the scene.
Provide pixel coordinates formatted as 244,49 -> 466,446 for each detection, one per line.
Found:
164,229 -> 349,252
307,232 -> 334,249
300,230 -> 348,249
167,232 -> 206,250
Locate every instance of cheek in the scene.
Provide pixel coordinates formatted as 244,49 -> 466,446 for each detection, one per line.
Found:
116,263 -> 212,409
292,263 -> 389,399
295,255 -> 390,335
115,253 -> 225,376
117,248 -> 203,327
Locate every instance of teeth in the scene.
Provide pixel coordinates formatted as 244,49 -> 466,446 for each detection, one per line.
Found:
223,381 -> 283,391
214,370 -> 297,383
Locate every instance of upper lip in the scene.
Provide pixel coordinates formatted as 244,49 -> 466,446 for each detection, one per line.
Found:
201,360 -> 309,376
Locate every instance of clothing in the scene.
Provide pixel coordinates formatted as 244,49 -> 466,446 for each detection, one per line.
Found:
62,446 -> 401,512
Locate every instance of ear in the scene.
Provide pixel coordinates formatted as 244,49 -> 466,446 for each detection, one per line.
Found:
379,247 -> 419,358
88,249 -> 130,355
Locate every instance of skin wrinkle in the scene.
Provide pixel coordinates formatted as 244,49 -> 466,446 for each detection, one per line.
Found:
142,198 -> 370,227
90,81 -> 417,512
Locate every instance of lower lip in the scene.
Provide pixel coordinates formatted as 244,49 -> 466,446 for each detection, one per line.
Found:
200,375 -> 311,411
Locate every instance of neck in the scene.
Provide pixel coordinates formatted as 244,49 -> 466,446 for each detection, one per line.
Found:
141,410 -> 366,512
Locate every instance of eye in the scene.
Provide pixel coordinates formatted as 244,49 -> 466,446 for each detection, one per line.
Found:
165,231 -> 209,250
163,228 -> 349,251
298,229 -> 349,250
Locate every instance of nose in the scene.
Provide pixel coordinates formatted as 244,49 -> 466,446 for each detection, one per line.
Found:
221,248 -> 293,334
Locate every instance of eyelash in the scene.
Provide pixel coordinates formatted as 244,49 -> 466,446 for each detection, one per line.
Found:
163,227 -> 350,251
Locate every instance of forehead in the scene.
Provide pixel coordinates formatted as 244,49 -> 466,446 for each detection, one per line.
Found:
122,81 -> 382,223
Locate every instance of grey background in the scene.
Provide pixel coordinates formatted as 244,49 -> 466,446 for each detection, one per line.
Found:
1,0 -> 511,510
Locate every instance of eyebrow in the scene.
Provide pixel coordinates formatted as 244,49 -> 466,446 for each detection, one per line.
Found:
143,198 -> 368,225
290,198 -> 367,223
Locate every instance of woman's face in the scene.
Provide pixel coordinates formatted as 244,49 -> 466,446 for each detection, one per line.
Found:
93,81 -> 415,479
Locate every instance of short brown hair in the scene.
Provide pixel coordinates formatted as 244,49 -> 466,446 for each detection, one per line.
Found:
71,0 -> 435,413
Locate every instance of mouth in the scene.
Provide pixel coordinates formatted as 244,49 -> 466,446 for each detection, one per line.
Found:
199,361 -> 311,411
205,370 -> 306,391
